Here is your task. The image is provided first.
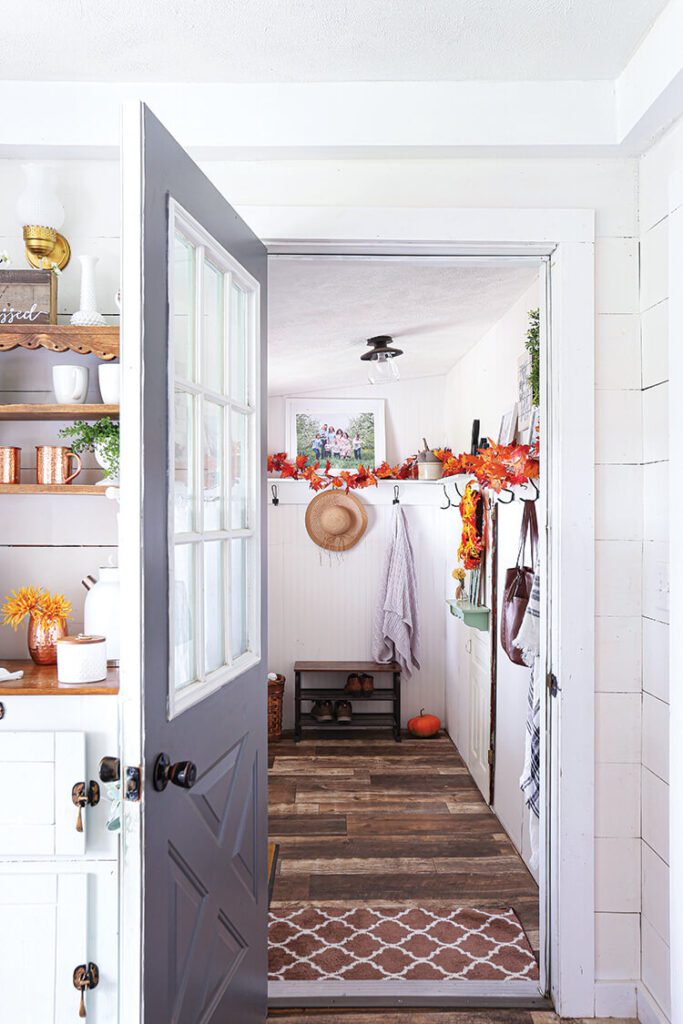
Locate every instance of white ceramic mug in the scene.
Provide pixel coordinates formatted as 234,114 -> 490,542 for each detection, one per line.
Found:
98,363 -> 120,405
52,365 -> 89,404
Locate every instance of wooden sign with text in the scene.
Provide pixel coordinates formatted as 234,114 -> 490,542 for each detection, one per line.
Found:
0,269 -> 57,326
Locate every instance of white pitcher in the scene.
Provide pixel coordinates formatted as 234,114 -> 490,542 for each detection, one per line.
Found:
82,566 -> 120,664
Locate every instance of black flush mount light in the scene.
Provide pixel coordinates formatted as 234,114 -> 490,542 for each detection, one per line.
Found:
360,335 -> 404,384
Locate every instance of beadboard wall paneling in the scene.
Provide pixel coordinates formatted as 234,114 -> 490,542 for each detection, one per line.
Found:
268,496 -> 449,729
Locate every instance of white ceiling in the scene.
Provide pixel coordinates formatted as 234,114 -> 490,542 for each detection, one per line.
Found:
268,257 -> 539,396
0,0 -> 668,82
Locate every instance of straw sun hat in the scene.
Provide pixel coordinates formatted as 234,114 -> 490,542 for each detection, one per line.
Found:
305,490 -> 368,551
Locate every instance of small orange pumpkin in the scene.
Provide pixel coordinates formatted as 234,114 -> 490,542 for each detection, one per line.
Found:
407,708 -> 441,738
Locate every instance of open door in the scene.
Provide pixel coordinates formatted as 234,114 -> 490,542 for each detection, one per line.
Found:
119,104 -> 268,1024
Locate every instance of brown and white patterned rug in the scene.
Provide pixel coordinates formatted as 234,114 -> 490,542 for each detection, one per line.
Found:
269,904 -> 539,982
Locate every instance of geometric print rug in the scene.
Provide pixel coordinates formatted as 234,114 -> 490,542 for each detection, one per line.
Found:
268,904 -> 539,982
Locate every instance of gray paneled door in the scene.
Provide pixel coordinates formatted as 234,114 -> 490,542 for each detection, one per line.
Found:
125,104 -> 268,1024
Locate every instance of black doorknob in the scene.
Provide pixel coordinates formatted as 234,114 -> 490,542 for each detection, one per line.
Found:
153,752 -> 198,792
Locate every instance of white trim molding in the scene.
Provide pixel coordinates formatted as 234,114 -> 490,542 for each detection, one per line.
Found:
253,204 -> 595,1018
668,166 -> 683,1024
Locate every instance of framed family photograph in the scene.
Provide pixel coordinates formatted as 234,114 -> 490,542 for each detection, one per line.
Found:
285,398 -> 386,471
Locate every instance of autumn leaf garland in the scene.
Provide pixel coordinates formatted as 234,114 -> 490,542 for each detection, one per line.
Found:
268,439 -> 538,496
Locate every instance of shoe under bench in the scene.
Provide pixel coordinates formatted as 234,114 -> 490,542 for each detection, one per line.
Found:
293,660 -> 401,743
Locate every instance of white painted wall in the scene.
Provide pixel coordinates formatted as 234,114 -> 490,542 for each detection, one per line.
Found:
635,113 -> 683,1024
443,280 -> 540,875
268,375 -> 446,464
0,151 -> 643,1012
267,376 -> 448,729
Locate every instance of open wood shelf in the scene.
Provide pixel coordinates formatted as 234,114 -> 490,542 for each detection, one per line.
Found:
0,403 -> 119,421
0,660 -> 119,696
298,687 -> 398,701
0,484 -> 109,495
0,324 -> 119,360
446,598 -> 491,631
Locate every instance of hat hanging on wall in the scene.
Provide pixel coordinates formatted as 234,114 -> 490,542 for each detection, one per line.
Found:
305,490 -> 368,551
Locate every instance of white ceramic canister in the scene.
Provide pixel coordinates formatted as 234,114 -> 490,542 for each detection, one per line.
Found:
83,566 -> 120,664
57,634 -> 107,684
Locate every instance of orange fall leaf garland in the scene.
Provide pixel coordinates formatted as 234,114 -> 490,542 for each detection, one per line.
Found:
268,438 -> 538,496
457,483 -> 484,570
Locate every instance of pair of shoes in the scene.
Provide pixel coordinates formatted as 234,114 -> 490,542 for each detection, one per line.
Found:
345,672 -> 374,695
310,699 -> 353,723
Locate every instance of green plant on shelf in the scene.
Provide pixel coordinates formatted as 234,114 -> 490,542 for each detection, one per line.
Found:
526,307 -> 540,407
59,417 -> 120,480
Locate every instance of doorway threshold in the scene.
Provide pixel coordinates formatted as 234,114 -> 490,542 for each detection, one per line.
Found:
268,979 -> 549,1008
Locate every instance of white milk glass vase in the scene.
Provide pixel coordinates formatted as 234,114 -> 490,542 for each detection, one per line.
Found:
71,255 -> 107,326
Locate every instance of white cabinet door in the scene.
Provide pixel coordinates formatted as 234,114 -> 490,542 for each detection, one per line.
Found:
0,732 -> 87,856
468,632 -> 492,800
0,872 -> 87,1023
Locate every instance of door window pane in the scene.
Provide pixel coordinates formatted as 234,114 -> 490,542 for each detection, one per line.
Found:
204,542 -> 225,674
174,544 -> 196,690
230,539 -> 249,660
202,260 -> 224,391
173,234 -> 195,381
230,282 -> 248,404
203,401 -> 224,531
230,411 -> 249,529
174,391 -> 194,534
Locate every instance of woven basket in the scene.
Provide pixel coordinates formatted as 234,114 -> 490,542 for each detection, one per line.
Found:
267,674 -> 286,743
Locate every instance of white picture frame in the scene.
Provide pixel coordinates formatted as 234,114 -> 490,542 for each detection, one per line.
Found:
285,397 -> 386,470
498,404 -> 518,446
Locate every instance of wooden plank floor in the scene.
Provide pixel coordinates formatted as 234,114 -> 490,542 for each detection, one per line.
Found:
267,1012 -> 636,1023
268,732 -> 539,955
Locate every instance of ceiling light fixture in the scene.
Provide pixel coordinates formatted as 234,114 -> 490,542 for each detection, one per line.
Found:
360,335 -> 403,385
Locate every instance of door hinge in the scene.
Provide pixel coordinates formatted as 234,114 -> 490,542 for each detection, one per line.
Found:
487,748 -> 495,766
547,672 -> 559,697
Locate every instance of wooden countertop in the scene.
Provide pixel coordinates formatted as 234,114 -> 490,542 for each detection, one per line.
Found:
0,660 -> 119,696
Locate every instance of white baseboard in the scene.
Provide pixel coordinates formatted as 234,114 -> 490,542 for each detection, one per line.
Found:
594,980 -> 637,1018
638,983 -> 671,1024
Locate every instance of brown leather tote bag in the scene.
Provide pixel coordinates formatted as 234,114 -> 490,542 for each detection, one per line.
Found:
501,502 -> 538,666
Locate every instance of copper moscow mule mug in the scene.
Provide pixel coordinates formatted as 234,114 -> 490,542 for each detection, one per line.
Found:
35,445 -> 82,485
0,446 -> 21,485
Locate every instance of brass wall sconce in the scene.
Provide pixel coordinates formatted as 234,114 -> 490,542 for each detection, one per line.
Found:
16,163 -> 71,271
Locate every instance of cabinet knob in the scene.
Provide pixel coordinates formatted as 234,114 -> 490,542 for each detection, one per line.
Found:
71,780 -> 100,833
73,962 -> 99,1019
98,756 -> 120,783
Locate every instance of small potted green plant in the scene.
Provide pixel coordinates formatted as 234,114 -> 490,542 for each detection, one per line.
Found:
59,417 -> 120,484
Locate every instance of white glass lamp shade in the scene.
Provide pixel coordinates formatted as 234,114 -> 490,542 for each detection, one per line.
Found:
16,162 -> 65,230
367,352 -> 400,385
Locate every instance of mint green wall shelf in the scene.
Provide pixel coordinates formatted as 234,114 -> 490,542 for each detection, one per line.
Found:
446,599 -> 490,632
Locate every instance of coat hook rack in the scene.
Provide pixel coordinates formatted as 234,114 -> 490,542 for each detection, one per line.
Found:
520,479 -> 540,503
497,489 -> 515,504
271,483 -> 279,507
393,485 -> 400,504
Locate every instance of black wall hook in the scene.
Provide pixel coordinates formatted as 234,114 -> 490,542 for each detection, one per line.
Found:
440,484 -> 452,510
271,483 -> 279,506
393,485 -> 400,504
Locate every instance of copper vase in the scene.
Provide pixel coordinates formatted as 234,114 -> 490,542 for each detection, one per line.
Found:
27,615 -> 68,665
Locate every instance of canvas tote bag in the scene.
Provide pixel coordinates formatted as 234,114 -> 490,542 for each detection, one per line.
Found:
501,501 -> 538,666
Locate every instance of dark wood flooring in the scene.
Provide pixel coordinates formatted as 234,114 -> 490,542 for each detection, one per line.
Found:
267,1013 -> 635,1024
268,732 -> 539,955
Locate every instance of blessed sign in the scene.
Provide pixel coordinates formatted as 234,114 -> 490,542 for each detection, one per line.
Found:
0,269 -> 57,325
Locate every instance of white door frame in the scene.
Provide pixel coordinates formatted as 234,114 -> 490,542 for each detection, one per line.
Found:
246,205 -> 595,1019
668,169 -> 683,1024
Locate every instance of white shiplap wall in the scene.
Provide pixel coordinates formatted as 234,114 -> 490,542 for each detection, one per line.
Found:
635,114 -> 682,1024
